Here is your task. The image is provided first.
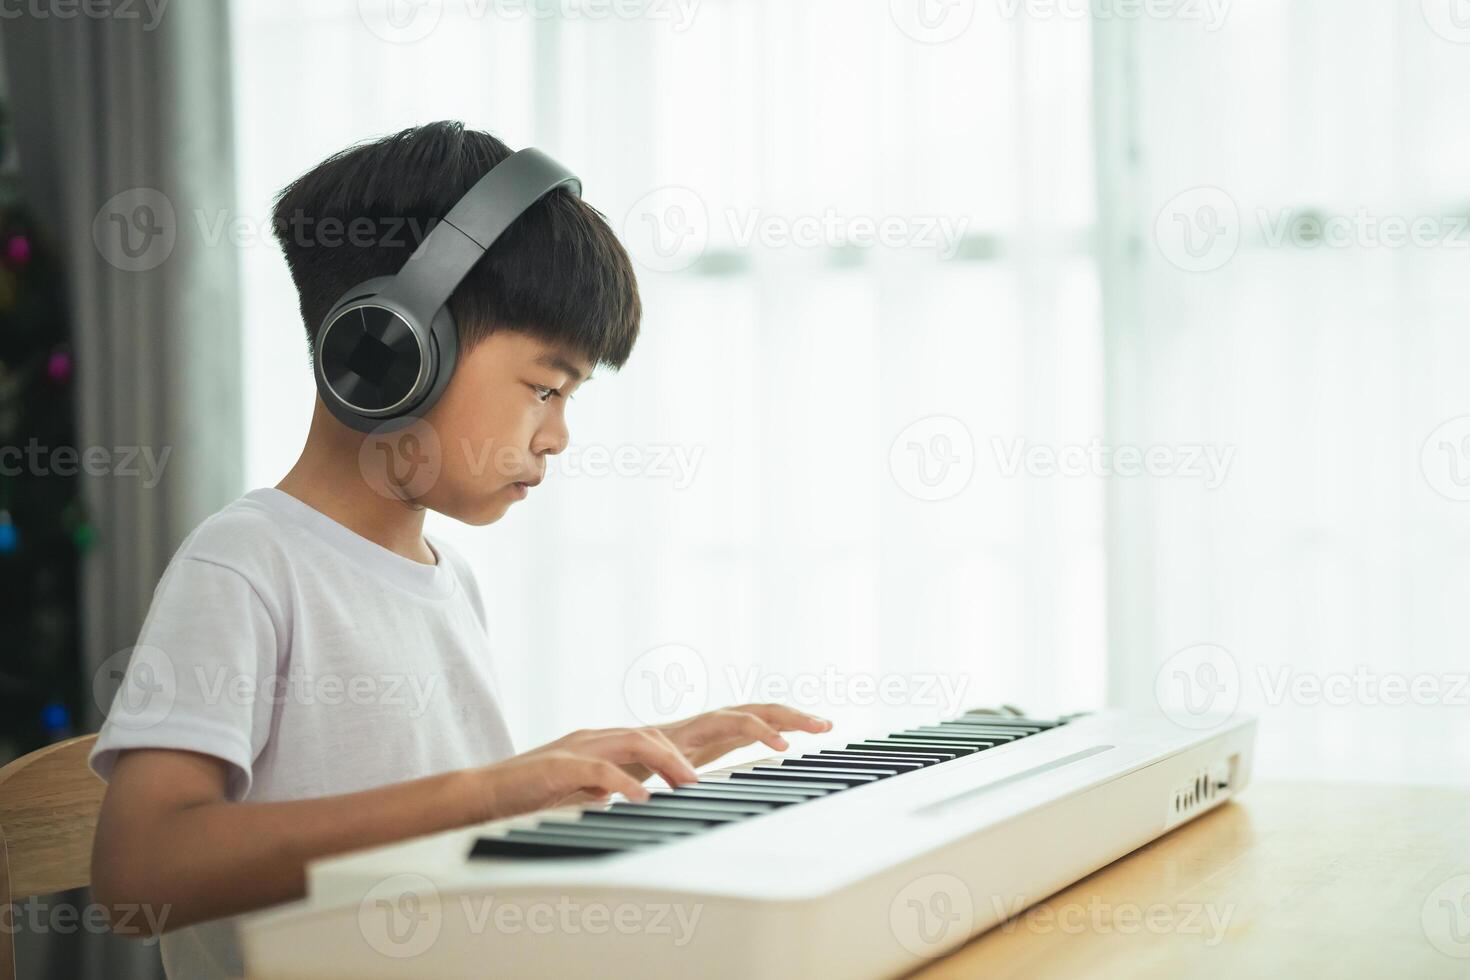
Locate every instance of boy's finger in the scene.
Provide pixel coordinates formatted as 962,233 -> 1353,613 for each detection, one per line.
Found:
731,703 -> 833,733
640,727 -> 701,785
574,758 -> 650,802
713,709 -> 789,752
608,729 -> 698,786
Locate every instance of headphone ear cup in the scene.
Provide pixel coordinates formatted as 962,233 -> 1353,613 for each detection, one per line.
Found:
314,276 -> 399,353
414,302 -> 460,418
314,276 -> 434,433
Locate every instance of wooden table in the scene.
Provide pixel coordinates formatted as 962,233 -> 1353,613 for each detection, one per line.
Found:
913,780 -> 1470,979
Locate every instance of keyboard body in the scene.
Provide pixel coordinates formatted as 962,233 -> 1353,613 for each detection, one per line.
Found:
241,709 -> 1256,979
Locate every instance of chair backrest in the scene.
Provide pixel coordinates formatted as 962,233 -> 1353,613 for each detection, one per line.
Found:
0,734 -> 105,980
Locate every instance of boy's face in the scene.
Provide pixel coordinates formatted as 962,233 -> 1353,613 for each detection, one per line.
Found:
413,329 -> 592,525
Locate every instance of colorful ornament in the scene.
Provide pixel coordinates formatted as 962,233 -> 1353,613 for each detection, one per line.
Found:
4,233 -> 30,267
41,701 -> 71,735
46,349 -> 71,383
0,510 -> 17,555
72,521 -> 96,553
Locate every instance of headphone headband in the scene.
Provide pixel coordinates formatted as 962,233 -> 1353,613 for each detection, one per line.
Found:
377,148 -> 582,325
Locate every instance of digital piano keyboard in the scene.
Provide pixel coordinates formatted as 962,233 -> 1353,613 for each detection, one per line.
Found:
241,708 -> 1257,979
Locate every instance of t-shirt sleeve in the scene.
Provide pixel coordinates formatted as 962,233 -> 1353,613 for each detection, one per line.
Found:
89,556 -> 280,801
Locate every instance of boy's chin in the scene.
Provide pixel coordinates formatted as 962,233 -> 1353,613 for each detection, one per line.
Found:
446,494 -> 515,526
427,482 -> 524,525
450,502 -> 509,526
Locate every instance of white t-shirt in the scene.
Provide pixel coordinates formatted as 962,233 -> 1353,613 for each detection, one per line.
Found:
90,487 -> 517,980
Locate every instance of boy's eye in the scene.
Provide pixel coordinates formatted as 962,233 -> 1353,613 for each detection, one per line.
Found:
532,384 -> 557,403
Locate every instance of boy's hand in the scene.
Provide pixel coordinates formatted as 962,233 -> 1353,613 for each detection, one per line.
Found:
476,726 -> 699,817
651,703 -> 833,771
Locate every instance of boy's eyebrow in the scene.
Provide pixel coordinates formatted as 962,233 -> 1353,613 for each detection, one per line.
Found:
535,352 -> 591,383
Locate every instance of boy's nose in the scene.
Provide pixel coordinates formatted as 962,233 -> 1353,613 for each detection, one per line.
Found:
531,422 -> 569,457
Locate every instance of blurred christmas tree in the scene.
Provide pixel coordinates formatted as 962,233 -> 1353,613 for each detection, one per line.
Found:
0,97 -> 92,764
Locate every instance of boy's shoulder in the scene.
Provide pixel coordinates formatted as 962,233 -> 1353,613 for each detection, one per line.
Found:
167,490 -> 301,583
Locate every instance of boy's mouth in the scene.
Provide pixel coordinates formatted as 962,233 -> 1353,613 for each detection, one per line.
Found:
507,478 -> 538,500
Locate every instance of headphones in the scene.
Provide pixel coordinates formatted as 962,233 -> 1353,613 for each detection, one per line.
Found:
312,147 -> 582,433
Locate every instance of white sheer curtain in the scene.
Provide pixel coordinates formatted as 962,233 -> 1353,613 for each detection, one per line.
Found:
1099,0 -> 1470,784
231,0 -> 1104,750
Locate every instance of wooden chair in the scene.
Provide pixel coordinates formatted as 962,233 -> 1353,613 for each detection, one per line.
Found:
0,734 -> 105,980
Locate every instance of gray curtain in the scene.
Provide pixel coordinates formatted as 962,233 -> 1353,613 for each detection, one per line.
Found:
1,1 -> 242,977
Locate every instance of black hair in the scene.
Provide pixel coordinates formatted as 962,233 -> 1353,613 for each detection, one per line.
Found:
270,120 -> 640,369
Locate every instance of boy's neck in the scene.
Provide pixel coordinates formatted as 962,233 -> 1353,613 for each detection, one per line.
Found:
274,401 -> 437,566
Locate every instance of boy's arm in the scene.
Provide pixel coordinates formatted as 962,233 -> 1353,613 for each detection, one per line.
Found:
92,726 -> 699,935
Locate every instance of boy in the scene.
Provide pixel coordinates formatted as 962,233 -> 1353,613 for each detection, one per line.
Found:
88,121 -> 829,979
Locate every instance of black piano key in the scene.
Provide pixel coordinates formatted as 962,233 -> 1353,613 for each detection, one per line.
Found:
928,734 -> 1028,744
469,832 -> 637,859
793,753 -> 924,769
926,724 -> 1032,738
816,750 -> 942,766
540,816 -> 693,840
504,828 -> 650,849
762,763 -> 899,779
847,741 -> 970,757
664,788 -> 805,807
617,796 -> 773,816
593,805 -> 740,828
648,792 -> 783,812
930,720 -> 1035,732
952,717 -> 1058,725
743,768 -> 880,786
757,764 -> 891,778
566,813 -> 706,834
846,738 -> 963,752
605,803 -> 746,823
673,781 -> 823,799
857,737 -> 972,750
782,757 -> 921,773
887,732 -> 1004,747
818,747 -> 946,759
687,781 -> 830,800
724,774 -> 864,790
956,714 -> 1060,729
896,728 -> 1014,740
526,822 -> 676,844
